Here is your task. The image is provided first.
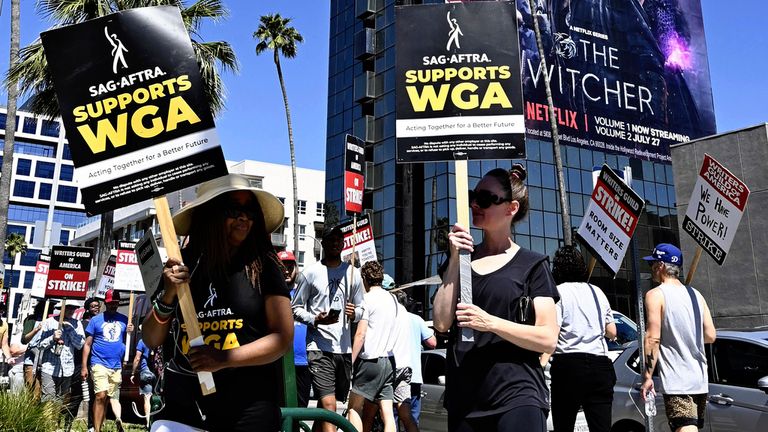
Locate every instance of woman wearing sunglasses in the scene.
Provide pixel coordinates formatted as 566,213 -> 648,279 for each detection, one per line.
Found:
142,174 -> 294,432
433,164 -> 559,432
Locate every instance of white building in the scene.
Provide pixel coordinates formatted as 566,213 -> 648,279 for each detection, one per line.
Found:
0,108 -> 87,321
73,159 -> 326,269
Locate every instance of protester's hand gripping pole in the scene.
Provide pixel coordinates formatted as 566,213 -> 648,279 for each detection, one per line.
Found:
454,160 -> 474,343
154,196 -> 216,395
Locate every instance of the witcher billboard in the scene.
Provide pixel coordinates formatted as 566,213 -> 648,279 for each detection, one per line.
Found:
517,0 -> 716,162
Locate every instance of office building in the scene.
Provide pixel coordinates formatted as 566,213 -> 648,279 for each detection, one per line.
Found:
324,0 -> 715,319
1,108 -> 87,319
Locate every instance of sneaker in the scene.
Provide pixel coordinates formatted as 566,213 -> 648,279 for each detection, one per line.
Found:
115,418 -> 125,432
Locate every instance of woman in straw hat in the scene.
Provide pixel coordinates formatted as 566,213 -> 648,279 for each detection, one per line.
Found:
143,174 -> 294,432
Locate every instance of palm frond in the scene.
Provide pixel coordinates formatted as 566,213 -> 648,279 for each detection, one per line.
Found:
36,0 -> 115,24
253,13 -> 303,59
11,0 -> 237,120
191,39 -> 237,115
181,0 -> 227,33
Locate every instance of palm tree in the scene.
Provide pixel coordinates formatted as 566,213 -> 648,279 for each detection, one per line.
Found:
3,232 -> 27,299
0,0 -> 22,275
254,14 -> 304,257
5,0 -> 238,280
526,0 -> 571,246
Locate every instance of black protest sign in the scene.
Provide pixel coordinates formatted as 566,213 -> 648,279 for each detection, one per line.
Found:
47,246 -> 94,299
41,6 -> 227,214
395,2 -> 525,162
344,134 -> 366,215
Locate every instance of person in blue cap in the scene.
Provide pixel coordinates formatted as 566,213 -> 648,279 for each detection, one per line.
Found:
640,243 -> 716,432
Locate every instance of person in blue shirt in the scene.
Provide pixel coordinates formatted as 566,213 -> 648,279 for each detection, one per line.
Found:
81,289 -> 133,432
131,335 -> 156,429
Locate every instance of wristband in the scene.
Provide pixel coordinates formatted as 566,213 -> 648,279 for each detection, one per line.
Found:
152,308 -> 171,325
153,298 -> 176,317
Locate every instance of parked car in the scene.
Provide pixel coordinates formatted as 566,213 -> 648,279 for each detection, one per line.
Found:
419,349 -> 589,432
611,328 -> 768,432
608,311 -> 639,361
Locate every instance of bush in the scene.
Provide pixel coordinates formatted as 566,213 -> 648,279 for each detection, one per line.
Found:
0,389 -> 63,432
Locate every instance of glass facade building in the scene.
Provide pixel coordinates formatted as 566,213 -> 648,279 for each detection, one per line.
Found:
325,0 -> 684,319
1,109 -> 86,298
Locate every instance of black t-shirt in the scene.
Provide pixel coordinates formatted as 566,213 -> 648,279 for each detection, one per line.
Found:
162,250 -> 290,412
440,248 -> 559,418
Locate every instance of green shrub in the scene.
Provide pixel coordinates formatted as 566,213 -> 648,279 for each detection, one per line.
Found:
0,389 -> 63,432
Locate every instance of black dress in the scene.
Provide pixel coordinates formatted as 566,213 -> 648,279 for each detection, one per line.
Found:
442,248 -> 559,428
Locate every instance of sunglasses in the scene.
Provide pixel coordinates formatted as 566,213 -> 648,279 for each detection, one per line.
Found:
223,204 -> 258,220
468,189 -> 512,209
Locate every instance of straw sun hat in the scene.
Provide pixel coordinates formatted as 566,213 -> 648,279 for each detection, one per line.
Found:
172,174 -> 285,236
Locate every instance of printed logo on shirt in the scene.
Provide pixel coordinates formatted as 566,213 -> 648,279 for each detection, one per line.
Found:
182,286 -> 243,354
328,277 -> 344,310
101,321 -> 123,342
204,283 -> 217,308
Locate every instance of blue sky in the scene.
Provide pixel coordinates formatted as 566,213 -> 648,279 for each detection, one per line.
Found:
0,0 -> 764,172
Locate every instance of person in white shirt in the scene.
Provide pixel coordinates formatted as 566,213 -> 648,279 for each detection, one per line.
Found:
549,246 -> 617,432
292,226 -> 365,432
29,302 -> 86,403
348,261 -> 398,432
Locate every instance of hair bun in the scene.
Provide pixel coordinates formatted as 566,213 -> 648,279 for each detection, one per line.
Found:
510,163 -> 527,182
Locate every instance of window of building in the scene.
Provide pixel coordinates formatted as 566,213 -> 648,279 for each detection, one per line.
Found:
298,200 -> 307,215
53,209 -> 86,227
298,251 -> 305,264
41,120 -> 60,137
38,183 -> 52,200
248,177 -> 263,188
16,159 -> 32,176
60,229 -> 70,245
22,117 -> 37,134
7,225 -> 26,237
59,165 -> 74,181
14,142 -> 55,157
299,225 -> 306,240
13,180 -> 35,198
23,271 -> 35,289
0,113 -> 19,131
62,144 -> 72,160
316,202 -> 325,217
20,249 -> 41,267
278,197 -> 286,204
8,204 -> 48,223
35,161 -> 56,179
57,185 -> 78,203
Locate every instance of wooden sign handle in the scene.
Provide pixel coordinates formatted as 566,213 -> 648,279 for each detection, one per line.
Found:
154,196 -> 216,395
58,298 -> 67,327
587,256 -> 597,282
454,160 -> 473,343
685,247 -> 703,286
42,299 -> 51,322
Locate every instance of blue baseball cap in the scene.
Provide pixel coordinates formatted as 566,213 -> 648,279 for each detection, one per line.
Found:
642,243 -> 683,267
382,274 -> 396,290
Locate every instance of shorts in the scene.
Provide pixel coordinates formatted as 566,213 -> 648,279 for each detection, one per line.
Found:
351,356 -> 395,402
663,393 -> 707,430
92,364 -> 122,399
308,351 -> 352,402
139,369 -> 157,395
393,367 -> 413,403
